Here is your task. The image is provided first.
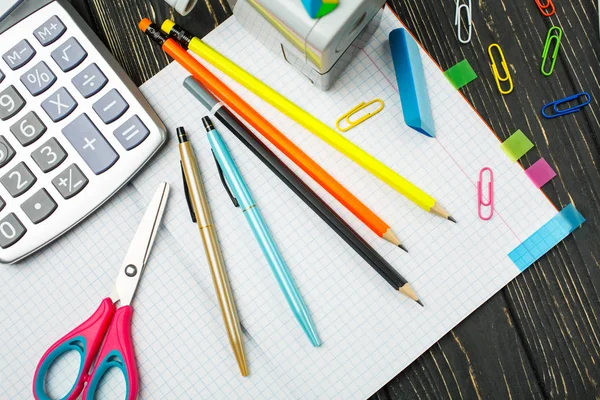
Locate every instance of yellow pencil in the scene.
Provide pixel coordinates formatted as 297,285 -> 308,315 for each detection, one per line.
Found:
162,21 -> 455,222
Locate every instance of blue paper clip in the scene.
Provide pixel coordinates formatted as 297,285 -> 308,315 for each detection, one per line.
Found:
541,92 -> 591,119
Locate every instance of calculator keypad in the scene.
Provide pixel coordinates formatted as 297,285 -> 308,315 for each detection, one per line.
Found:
0,1 -> 166,262
52,164 -> 88,199
0,136 -> 16,168
0,85 -> 26,120
93,89 -> 128,124
41,87 -> 77,122
62,114 -> 118,174
3,40 -> 36,70
51,37 -> 87,72
31,138 -> 67,172
21,188 -> 57,224
20,61 -> 57,96
10,111 -> 47,146
1,162 -> 37,197
34,16 -> 67,46
0,213 -> 26,249
114,115 -> 150,150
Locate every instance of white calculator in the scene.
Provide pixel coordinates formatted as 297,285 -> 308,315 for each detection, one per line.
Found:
0,0 -> 167,263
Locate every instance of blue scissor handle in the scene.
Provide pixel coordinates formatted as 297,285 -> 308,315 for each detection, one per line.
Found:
85,350 -> 132,399
33,337 -> 87,400
33,298 -> 116,400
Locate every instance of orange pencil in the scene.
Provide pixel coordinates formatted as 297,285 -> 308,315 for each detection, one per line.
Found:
139,19 -> 406,250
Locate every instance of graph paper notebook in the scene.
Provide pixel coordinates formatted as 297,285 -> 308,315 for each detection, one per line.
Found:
0,8 -> 583,399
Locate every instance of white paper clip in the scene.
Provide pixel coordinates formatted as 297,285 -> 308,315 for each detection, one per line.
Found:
455,0 -> 472,44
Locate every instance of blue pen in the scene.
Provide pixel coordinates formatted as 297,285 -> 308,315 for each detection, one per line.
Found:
203,116 -> 321,347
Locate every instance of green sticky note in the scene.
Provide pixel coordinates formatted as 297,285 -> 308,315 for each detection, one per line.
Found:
500,130 -> 535,161
444,59 -> 478,89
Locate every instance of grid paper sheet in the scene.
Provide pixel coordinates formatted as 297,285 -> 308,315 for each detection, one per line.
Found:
1,9 -> 558,399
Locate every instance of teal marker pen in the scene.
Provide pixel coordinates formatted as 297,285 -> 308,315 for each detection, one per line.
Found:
203,116 -> 321,347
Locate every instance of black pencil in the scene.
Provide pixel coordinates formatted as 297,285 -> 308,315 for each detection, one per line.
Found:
183,76 -> 423,306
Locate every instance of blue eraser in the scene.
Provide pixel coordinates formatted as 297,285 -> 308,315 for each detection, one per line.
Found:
389,28 -> 435,138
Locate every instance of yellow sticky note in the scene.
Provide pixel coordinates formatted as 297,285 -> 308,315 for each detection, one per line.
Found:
500,130 -> 535,162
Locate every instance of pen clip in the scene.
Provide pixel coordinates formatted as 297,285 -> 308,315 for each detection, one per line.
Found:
211,150 -> 239,208
180,161 -> 197,223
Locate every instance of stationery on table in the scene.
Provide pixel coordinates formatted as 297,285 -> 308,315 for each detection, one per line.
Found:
32,182 -> 169,400
204,116 -> 322,346
177,126 -> 249,376
1,7 -> 585,399
488,43 -> 514,95
142,20 -> 407,253
162,20 -> 456,222
184,78 -> 422,304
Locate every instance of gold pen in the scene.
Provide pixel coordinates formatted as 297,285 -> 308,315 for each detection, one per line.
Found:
177,126 -> 249,377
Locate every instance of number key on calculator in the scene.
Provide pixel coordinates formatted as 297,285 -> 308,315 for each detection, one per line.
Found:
0,0 -> 167,263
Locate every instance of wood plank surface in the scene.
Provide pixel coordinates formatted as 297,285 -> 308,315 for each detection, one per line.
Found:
67,0 -> 600,398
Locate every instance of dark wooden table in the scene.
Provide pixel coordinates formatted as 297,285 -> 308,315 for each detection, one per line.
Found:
68,0 -> 599,398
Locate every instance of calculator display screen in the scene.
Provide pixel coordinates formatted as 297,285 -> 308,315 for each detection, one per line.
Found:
0,0 -> 52,34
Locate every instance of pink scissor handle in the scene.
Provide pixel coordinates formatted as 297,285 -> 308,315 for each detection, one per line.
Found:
82,306 -> 139,400
33,298 -> 115,400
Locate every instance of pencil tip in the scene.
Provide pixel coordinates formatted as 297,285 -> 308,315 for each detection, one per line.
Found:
398,244 -> 408,252
416,299 -> 424,307
448,215 -> 457,223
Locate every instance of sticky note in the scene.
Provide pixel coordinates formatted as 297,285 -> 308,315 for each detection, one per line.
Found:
389,28 -> 435,137
525,158 -> 557,188
509,204 -> 584,271
500,130 -> 535,162
443,60 -> 478,89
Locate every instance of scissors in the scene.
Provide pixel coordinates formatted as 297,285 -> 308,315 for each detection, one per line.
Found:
33,182 -> 170,400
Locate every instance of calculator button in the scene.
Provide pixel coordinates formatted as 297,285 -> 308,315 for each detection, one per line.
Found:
20,61 -> 57,96
1,162 -> 36,197
0,69 -> 4,83
114,115 -> 150,150
41,87 -> 77,122
0,196 -> 4,212
31,138 -> 67,172
62,114 -> 119,175
0,213 -> 26,249
92,89 -> 129,124
72,64 -> 107,98
0,136 -> 16,168
21,188 -> 57,224
2,40 -> 36,70
52,164 -> 88,199
34,16 -> 67,46
10,111 -> 47,146
51,37 -> 87,72
0,85 -> 26,121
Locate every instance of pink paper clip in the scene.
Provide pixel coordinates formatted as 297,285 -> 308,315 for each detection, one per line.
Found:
477,167 -> 494,220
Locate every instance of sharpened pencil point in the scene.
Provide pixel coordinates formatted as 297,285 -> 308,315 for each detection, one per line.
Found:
398,244 -> 408,252
448,215 -> 457,223
416,299 -> 424,307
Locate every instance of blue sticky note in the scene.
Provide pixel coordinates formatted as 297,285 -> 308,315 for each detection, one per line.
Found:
508,204 -> 585,271
389,28 -> 435,138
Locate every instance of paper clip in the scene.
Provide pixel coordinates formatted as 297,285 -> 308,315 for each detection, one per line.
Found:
535,0 -> 556,17
336,99 -> 385,132
477,167 -> 494,220
541,26 -> 562,76
454,0 -> 472,44
488,44 -> 513,95
541,92 -> 591,119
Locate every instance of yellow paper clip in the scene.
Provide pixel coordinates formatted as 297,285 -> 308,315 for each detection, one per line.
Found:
336,99 -> 385,132
488,44 -> 514,95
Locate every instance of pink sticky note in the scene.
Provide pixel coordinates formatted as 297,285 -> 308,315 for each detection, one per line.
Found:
525,158 -> 557,188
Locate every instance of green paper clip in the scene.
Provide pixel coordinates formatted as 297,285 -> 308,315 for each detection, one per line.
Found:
541,26 -> 562,76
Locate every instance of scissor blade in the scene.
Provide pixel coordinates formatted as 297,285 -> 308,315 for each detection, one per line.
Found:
112,182 -> 170,305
